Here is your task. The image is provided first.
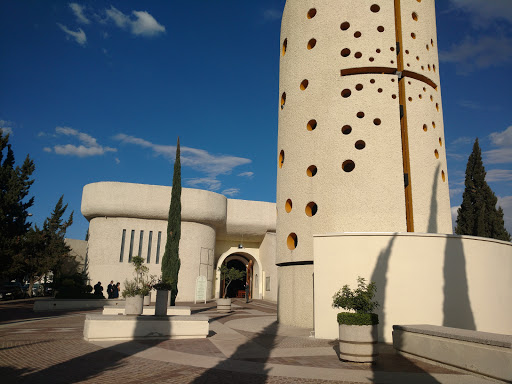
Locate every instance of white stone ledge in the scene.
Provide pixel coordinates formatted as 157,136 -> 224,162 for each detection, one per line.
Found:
102,305 -> 191,316
84,314 -> 209,341
393,326 -> 512,382
34,299 -> 123,312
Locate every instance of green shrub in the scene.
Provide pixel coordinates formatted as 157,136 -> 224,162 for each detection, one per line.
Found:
337,312 -> 379,325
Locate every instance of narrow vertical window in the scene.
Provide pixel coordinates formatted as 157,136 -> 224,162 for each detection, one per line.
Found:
128,230 -> 135,262
147,231 -> 153,263
119,229 -> 126,262
266,276 -> 271,291
138,230 -> 144,259
156,231 -> 162,264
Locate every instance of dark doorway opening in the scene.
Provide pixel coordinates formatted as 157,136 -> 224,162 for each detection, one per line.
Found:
224,259 -> 246,298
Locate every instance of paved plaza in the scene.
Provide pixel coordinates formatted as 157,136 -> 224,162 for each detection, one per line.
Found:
0,298 -> 493,383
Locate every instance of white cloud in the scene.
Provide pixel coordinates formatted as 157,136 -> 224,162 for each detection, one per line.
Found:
106,6 -> 165,37
222,188 -> 240,197
451,136 -> 473,146
43,147 -> 52,153
439,36 -> 512,74
57,23 -> 87,45
485,126 -> 512,164
449,0 -> 512,26
186,177 -> 221,191
238,171 -> 254,178
490,126 -> 512,147
449,187 -> 463,198
263,9 -> 282,21
115,157 -> 120,164
45,126 -> 116,157
0,120 -> 14,136
497,196 -> 512,235
69,3 -> 90,24
114,133 -> 251,177
486,170 -> 512,182
457,100 -> 500,111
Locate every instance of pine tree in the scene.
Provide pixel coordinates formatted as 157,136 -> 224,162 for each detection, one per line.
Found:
13,195 -> 73,296
455,138 -> 511,241
0,131 -> 35,278
161,138 -> 182,305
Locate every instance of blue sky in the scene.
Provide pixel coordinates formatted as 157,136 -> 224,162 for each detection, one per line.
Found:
0,0 -> 511,240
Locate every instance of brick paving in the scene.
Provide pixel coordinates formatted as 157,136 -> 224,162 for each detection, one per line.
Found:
0,298 -> 485,383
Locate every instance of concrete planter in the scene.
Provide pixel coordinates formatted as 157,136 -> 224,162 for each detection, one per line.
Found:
143,292 -> 151,306
125,295 -> 143,315
339,324 -> 378,363
155,290 -> 169,316
217,298 -> 231,313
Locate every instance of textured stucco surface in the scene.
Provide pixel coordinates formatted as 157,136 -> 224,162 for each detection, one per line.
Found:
277,264 -> 314,328
259,232 -> 278,302
313,233 -> 512,343
276,0 -> 452,329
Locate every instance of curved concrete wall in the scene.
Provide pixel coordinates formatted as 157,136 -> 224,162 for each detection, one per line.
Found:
313,233 -> 512,343
276,0 -> 451,328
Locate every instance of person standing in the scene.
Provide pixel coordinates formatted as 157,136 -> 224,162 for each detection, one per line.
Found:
107,280 -> 114,299
94,281 -> 104,298
113,282 -> 120,298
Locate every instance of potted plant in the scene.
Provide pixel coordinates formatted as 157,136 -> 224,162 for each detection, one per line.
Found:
217,265 -> 246,312
152,279 -> 173,316
332,276 -> 380,363
122,256 -> 149,315
142,274 -> 157,306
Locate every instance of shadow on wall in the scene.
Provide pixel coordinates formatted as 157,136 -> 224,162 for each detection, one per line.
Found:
9,307 -> 172,383
443,237 -> 476,330
427,165 -> 440,233
191,320 -> 278,383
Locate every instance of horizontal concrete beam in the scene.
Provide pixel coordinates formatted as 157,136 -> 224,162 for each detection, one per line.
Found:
34,299 -> 123,312
102,305 -> 191,316
84,314 -> 209,341
393,327 -> 512,382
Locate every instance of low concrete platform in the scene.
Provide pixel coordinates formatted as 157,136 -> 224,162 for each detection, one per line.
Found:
102,305 -> 191,316
34,298 -> 123,312
83,314 -> 209,341
393,324 -> 512,382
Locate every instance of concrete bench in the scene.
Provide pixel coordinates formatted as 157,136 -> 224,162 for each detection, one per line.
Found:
102,305 -> 191,316
84,314 -> 209,341
34,299 -> 123,312
393,324 -> 512,382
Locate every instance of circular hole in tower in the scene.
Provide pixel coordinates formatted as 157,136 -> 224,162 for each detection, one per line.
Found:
340,22 -> 350,31
357,112 -> 365,118
285,199 -> 292,213
305,202 -> 318,217
307,38 -> 317,50
439,137 -> 443,146
307,8 -> 317,19
374,118 -> 381,125
300,79 -> 309,90
434,149 -> 439,159
341,48 -> 351,57
432,121 -> 436,128
377,26 -> 384,32
341,89 -> 352,98
423,124 -> 428,132
355,140 -> 366,150
356,84 -> 363,91
342,160 -> 355,172
354,31 -> 362,38
307,119 -> 317,131
355,52 -> 362,59
341,125 -> 352,134
411,33 -> 416,39
279,150 -> 284,168
287,233 -> 298,250
442,170 -> 446,182
370,4 -> 380,12
412,12 -> 418,21
307,165 -> 317,177
370,79 -> 375,83
281,92 -> 286,108
282,39 -> 287,56
436,103 -> 439,111
369,57 -> 374,62
378,88 -> 383,93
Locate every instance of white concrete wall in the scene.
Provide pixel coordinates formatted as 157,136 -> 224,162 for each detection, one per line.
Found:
313,233 -> 512,343
259,232 -> 277,302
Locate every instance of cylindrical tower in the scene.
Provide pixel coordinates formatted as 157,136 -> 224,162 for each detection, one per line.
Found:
276,0 -> 451,328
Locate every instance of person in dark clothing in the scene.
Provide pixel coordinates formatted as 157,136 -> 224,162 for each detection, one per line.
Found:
113,282 -> 120,298
107,280 -> 114,299
93,281 -> 104,298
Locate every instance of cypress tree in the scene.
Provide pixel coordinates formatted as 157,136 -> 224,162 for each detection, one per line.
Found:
161,137 -> 182,305
455,138 -> 511,241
